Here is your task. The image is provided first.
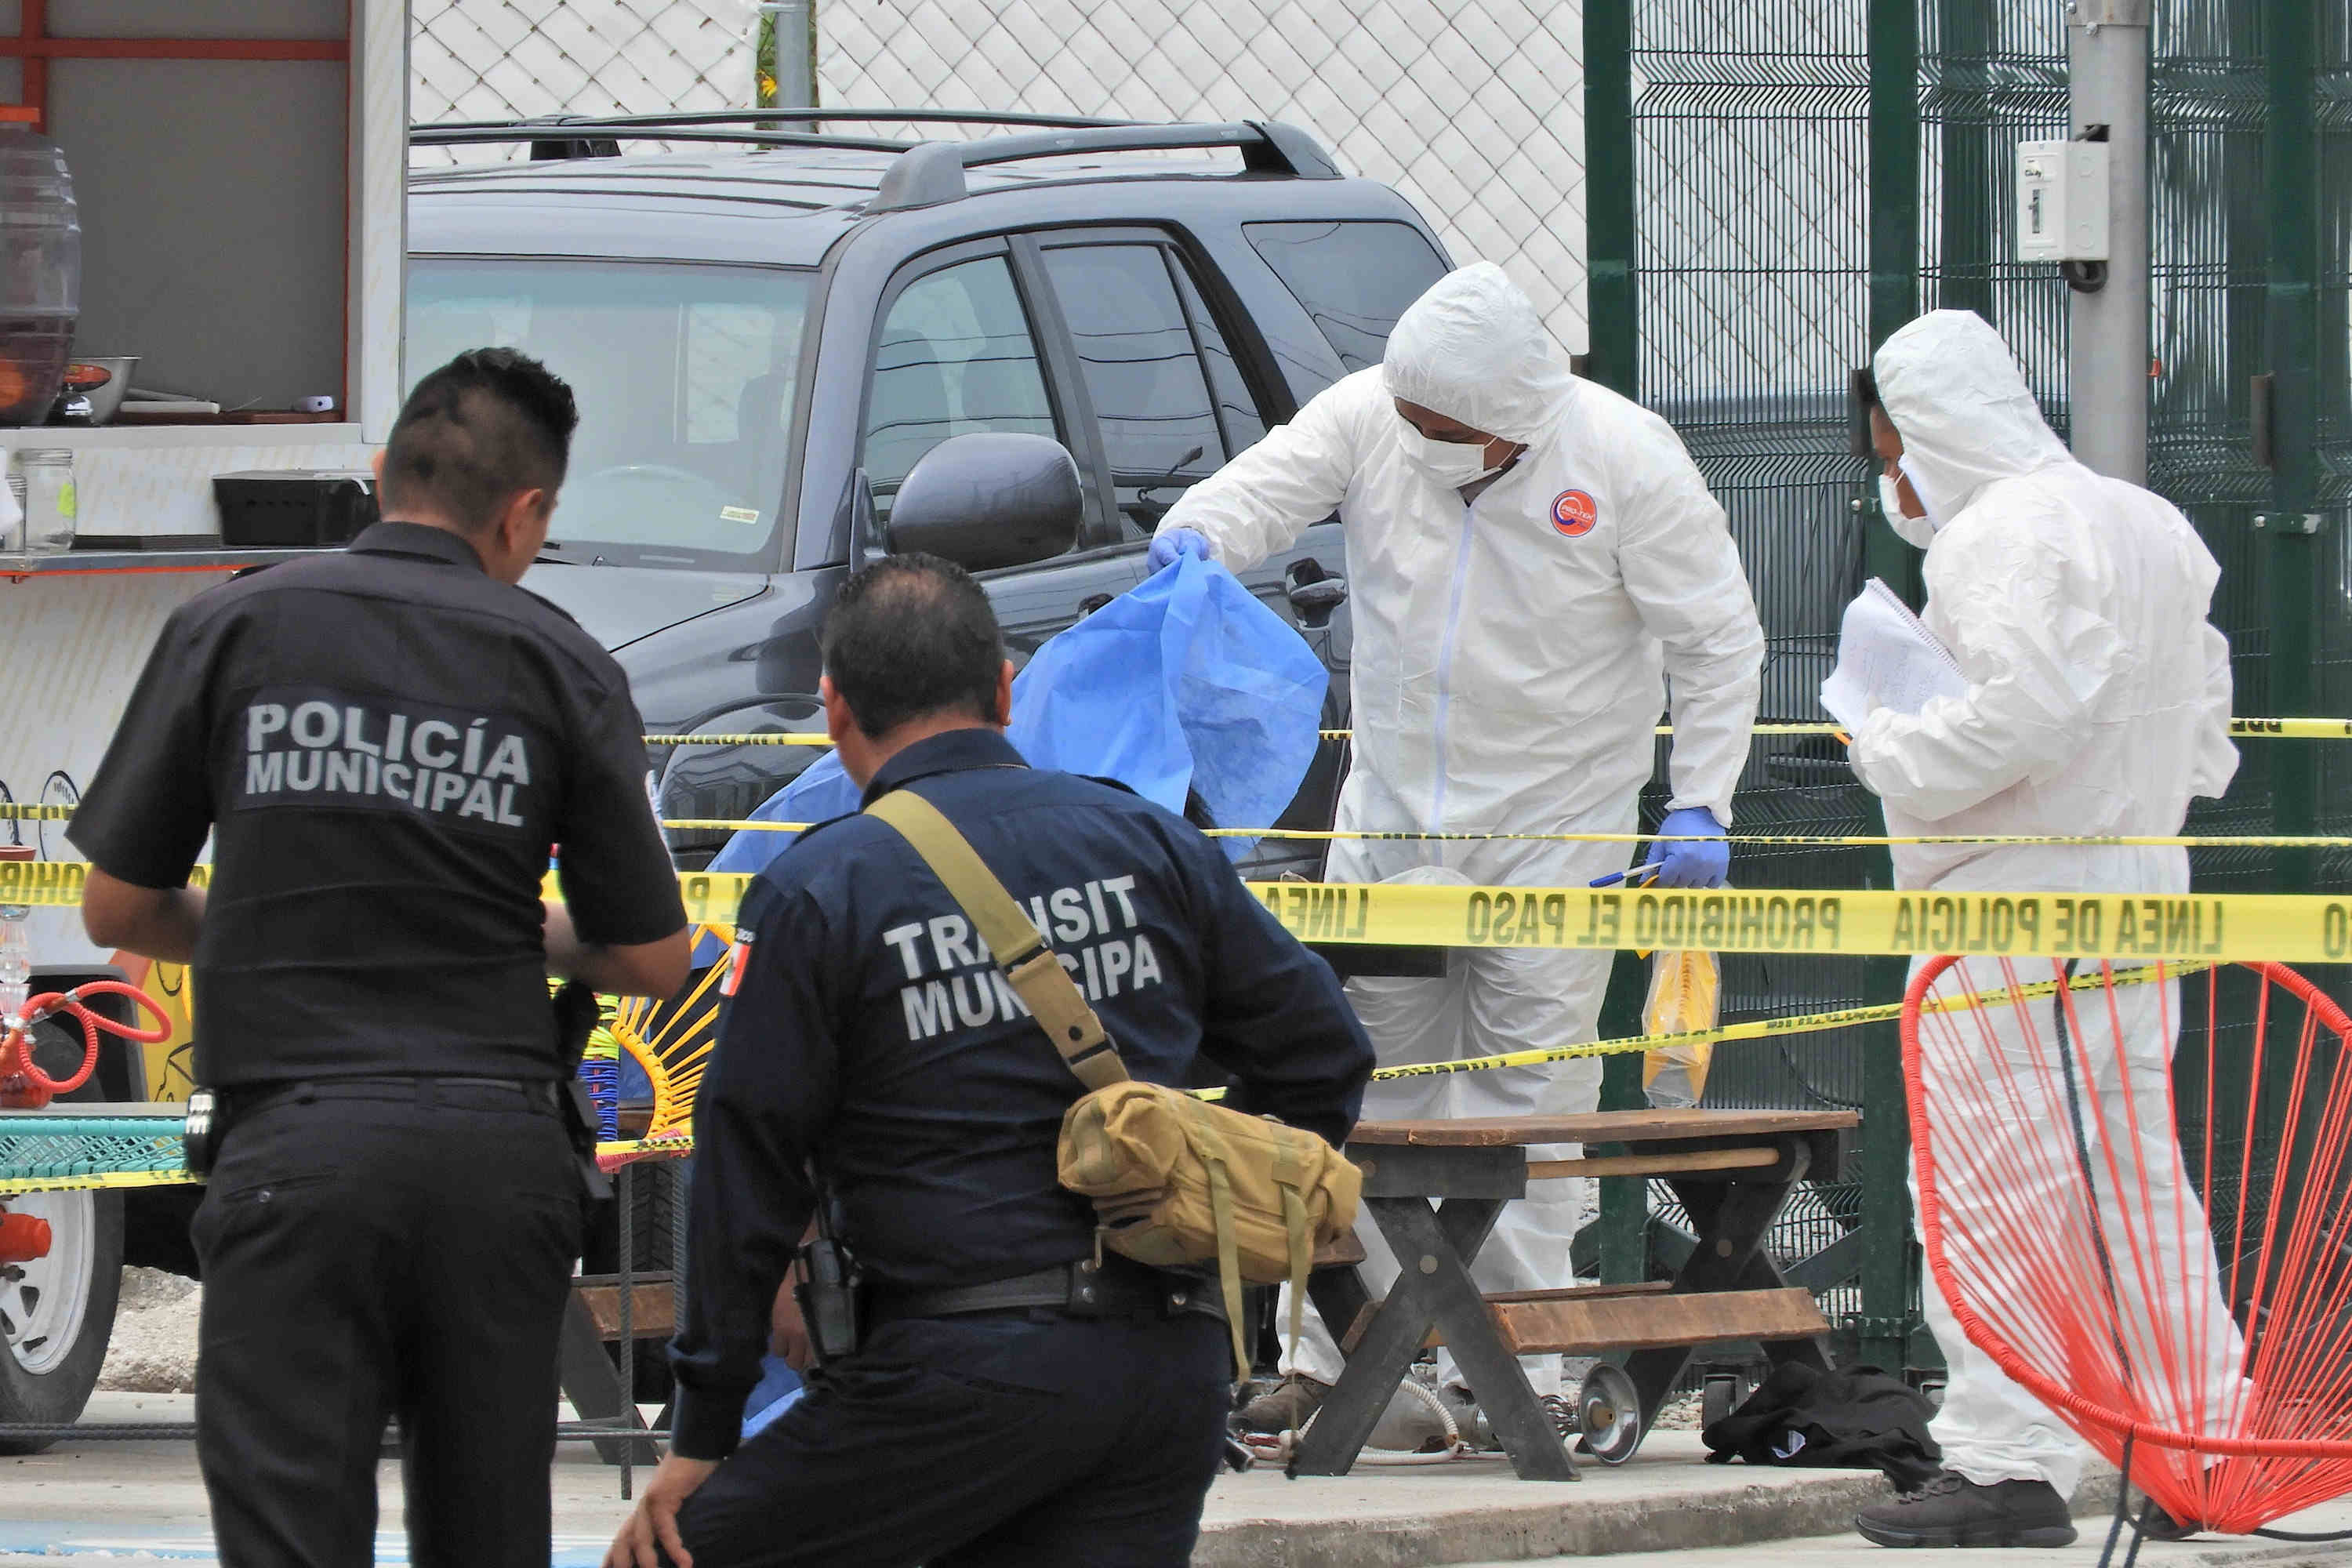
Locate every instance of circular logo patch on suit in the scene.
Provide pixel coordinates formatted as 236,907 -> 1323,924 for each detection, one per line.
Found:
1552,489 -> 1599,537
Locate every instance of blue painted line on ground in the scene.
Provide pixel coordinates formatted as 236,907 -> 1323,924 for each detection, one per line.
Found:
0,1526 -> 610,1564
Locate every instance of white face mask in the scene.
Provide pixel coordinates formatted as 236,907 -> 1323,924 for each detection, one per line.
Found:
1894,455 -> 1952,537
1877,474 -> 1933,550
1398,422 -> 1502,488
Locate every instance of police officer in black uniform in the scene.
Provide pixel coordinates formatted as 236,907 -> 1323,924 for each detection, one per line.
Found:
604,554 -> 1374,1568
71,348 -> 690,1566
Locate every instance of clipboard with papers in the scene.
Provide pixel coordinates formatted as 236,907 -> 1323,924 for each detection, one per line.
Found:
1820,578 -> 1968,733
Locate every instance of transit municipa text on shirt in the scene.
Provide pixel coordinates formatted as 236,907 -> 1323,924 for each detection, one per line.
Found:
66,521 -> 685,1087
669,729 -> 1374,1461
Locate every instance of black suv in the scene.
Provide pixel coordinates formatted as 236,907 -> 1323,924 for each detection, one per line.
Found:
406,111 -> 1457,872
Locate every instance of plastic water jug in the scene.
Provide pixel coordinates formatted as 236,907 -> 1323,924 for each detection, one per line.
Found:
0,126 -> 80,426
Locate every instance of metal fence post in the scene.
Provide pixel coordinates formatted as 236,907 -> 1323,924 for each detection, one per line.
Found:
1582,0 -> 1637,400
757,0 -> 815,110
2068,0 -> 2153,483
1580,0 -> 1646,1288
2260,0 -> 2321,898
1935,0 -> 1998,321
1857,0 -> 1924,1380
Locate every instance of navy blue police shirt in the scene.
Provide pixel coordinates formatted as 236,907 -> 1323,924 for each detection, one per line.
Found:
669,727 -> 1374,1458
67,521 -> 687,1086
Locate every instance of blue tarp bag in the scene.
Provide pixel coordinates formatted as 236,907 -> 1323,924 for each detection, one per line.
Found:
706,554 -> 1327,883
1013,551 -> 1327,853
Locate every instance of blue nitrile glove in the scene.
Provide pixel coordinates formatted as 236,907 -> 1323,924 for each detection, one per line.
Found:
1640,807 -> 1731,889
1148,528 -> 1211,570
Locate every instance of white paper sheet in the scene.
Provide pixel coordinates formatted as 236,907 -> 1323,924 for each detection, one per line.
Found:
1820,578 -> 1968,731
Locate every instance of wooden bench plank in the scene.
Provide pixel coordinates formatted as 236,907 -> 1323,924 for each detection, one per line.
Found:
1313,1231 -> 1367,1269
1494,1287 -> 1827,1356
1347,1109 -> 1858,1148
575,1273 -> 676,1341
1526,1145 -> 1780,1181
1337,1281 -> 1671,1356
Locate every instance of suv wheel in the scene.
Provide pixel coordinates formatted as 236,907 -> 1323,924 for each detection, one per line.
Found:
0,1185 -> 124,1451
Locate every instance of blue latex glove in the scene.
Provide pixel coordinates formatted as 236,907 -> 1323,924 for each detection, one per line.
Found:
1148,528 -> 1211,570
1640,807 -> 1731,889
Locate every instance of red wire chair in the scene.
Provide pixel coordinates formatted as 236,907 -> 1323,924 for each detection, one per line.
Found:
1906,956 -> 2352,1537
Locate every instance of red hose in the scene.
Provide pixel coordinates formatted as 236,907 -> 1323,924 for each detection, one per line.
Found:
1,980 -> 171,1109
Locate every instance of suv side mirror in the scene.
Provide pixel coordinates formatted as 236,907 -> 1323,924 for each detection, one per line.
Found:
885,433 -> 1081,572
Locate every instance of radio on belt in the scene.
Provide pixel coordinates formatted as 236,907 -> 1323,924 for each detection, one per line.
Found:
2015,137 -> 2110,263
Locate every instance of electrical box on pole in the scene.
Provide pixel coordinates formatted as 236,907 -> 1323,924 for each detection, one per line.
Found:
2016,139 -> 2111,263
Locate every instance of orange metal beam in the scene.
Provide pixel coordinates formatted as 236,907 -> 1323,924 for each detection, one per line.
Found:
20,0 -> 46,132
0,38 -> 347,60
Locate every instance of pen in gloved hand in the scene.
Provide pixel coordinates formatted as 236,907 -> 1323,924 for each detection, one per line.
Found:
1590,864 -> 1661,889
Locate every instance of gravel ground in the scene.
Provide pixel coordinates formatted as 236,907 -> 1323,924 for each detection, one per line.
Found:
96,1267 -> 200,1394
1654,1392 -> 1705,1431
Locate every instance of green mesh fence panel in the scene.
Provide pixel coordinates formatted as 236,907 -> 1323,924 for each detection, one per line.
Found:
1613,0 -> 2351,1348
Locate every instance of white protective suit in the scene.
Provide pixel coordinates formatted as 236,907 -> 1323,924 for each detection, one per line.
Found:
1852,310 -> 2246,1495
1156,263 -> 1764,1393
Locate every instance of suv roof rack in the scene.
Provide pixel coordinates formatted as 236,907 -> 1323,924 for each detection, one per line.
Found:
409,108 -> 1137,162
408,112 -> 1343,205
870,120 -> 1341,212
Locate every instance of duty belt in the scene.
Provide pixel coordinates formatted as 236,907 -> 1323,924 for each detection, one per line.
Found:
866,1257 -> 1226,1327
231,1075 -> 563,1120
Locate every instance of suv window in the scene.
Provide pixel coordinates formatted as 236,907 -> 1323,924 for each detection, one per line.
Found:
1171,263 -> 1266,457
1039,242 -> 1260,539
408,259 -> 810,568
864,255 -> 1058,524
1244,220 -> 1449,373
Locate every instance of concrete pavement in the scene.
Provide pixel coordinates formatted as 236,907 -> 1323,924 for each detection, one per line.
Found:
1458,1501 -> 2352,1568
5,1394 -> 2332,1568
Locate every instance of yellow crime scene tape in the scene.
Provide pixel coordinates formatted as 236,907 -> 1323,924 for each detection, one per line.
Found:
5,963 -> 2187,1192
11,859 -> 2352,964
636,717 -> 2352,747
662,818 -> 2352,850
12,798 -> 2352,853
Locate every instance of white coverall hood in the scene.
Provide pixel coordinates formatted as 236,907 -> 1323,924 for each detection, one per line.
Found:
1849,310 -> 2245,1499
1381,263 -> 1577,445
1872,310 -> 2071,529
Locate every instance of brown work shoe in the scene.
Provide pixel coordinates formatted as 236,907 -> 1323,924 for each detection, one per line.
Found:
1855,1471 -> 2078,1548
1233,1374 -> 1329,1435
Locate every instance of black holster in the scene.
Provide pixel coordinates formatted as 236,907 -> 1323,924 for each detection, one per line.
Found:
550,981 -> 613,1202
183,1086 -> 224,1177
794,1232 -> 862,1367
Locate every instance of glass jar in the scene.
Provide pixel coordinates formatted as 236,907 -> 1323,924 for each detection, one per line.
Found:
0,449 -> 21,555
12,446 -> 74,554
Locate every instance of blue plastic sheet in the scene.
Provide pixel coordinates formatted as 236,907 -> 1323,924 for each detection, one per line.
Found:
706,554 -> 1326,884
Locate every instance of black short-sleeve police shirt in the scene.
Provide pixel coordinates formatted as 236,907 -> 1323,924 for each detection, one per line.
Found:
69,522 -> 687,1086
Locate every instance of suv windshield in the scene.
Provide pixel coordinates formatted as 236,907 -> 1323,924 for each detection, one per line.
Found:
408,259 -> 811,568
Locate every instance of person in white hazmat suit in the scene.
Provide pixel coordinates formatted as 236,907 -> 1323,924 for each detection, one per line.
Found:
1149,263 -> 1764,1432
1847,310 -> 2245,1548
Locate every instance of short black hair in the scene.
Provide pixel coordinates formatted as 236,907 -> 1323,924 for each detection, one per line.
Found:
380,348 -> 579,532
821,554 -> 1007,738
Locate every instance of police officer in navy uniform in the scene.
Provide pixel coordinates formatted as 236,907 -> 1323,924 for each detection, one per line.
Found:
604,554 -> 1374,1568
71,348 -> 691,1566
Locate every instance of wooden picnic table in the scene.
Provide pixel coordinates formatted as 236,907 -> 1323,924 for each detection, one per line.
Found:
1292,1108 -> 1860,1481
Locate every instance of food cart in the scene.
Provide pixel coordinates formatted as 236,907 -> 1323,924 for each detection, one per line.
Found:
0,0 -> 407,1438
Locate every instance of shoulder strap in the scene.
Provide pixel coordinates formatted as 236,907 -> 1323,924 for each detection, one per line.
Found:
865,789 -> 1129,1093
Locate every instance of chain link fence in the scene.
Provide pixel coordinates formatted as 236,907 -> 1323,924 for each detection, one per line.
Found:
816,0 -> 1592,354
411,0 -> 762,162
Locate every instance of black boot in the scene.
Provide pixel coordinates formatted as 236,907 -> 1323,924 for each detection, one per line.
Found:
1855,1470 -> 2078,1548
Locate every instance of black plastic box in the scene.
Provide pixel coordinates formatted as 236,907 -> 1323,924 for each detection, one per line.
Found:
212,470 -> 378,548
